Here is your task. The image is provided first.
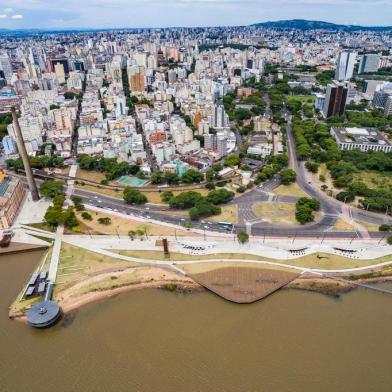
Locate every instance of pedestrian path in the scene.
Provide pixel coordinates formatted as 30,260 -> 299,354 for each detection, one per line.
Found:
341,205 -> 371,239
47,164 -> 78,287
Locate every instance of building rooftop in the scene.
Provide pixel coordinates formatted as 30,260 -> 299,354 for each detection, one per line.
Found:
332,127 -> 392,147
0,177 -> 10,197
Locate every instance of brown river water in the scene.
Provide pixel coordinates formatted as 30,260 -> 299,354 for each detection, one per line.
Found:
1,250 -> 392,392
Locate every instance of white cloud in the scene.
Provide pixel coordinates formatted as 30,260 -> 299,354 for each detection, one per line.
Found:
0,14 -> 7,19
4,8 -> 13,12
11,14 -> 23,19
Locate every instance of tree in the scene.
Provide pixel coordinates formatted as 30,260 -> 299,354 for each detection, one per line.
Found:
336,191 -> 355,203
53,195 -> 65,208
189,200 -> 221,220
71,195 -> 84,211
387,236 -> 392,245
98,217 -> 111,225
237,232 -> 249,244
164,172 -> 180,185
81,212 -> 92,221
123,187 -> 148,204
224,155 -> 241,167
348,181 -> 370,197
137,225 -> 149,239
39,180 -> 64,198
128,230 -> 137,240
206,169 -> 214,182
62,207 -> 78,229
150,172 -> 165,184
169,191 -> 203,209
161,191 -> 173,203
64,91 -> 78,100
44,206 -> 64,228
236,185 -> 246,193
297,197 -> 320,211
212,163 -> 223,172
379,224 -> 391,232
280,169 -> 296,185
295,197 -> 320,224
295,205 -> 314,224
305,161 -> 319,173
181,169 -> 204,184
297,144 -> 311,160
206,189 -> 234,205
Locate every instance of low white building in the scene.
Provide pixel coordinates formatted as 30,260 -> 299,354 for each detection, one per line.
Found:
331,127 -> 392,153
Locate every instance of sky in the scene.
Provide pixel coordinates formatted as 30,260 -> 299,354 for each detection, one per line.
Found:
0,0 -> 391,30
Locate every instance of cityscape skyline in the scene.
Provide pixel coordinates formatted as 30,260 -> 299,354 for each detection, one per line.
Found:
1,0 -> 392,30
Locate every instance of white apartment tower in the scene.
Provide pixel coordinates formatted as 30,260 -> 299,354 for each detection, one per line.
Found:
335,51 -> 357,81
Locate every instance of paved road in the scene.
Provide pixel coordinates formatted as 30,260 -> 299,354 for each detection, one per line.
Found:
284,109 -> 392,229
14,159 -> 392,239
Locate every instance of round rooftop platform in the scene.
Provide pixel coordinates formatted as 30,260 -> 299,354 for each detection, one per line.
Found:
27,301 -> 61,328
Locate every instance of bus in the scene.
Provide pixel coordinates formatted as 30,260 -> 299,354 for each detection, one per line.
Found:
217,222 -> 234,231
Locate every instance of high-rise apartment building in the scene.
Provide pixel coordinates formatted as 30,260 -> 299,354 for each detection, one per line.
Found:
211,104 -> 229,129
0,53 -> 13,80
322,82 -> 348,118
128,66 -> 145,92
335,51 -> 356,81
53,109 -> 74,134
205,133 -> 227,158
54,62 -> 66,84
358,54 -> 381,74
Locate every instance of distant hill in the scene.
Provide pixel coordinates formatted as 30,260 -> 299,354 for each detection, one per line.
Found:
251,19 -> 392,31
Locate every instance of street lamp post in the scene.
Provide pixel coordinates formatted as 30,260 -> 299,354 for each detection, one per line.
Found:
292,231 -> 297,244
378,232 -> 388,245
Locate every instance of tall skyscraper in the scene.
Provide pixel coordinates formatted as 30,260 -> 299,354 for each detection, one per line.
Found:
127,65 -> 145,92
212,103 -> 229,129
358,54 -> 381,74
335,51 -> 357,81
322,82 -> 348,118
0,53 -> 13,80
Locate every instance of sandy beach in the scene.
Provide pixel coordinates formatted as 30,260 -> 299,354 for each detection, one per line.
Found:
55,266 -> 201,314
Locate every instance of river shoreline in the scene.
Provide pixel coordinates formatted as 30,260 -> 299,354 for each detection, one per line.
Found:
10,269 -> 392,323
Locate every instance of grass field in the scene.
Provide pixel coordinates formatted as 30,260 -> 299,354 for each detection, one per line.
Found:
27,222 -> 56,233
180,262 -> 294,274
114,249 -> 392,270
75,183 -> 124,199
210,204 -> 239,224
332,218 -> 356,232
76,169 -> 107,184
285,95 -> 316,104
353,171 -> 392,190
253,202 -> 297,225
76,209 -> 198,237
53,243 -> 141,296
273,182 -> 308,197
355,219 -> 380,232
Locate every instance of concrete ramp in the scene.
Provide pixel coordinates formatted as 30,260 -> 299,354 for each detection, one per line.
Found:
189,266 -> 299,303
